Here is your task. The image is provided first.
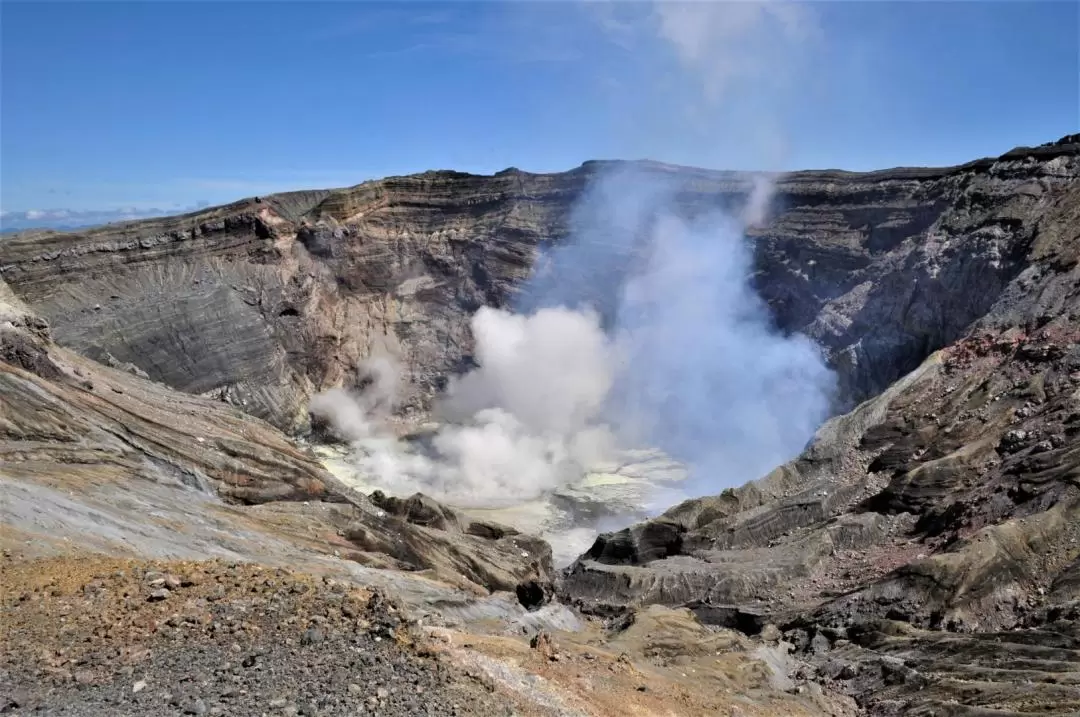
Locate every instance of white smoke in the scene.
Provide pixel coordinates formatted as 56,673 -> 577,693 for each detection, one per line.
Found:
582,0 -> 820,169
428,305 -> 619,503
519,165 -> 835,494
438,307 -> 615,436
310,308 -> 620,507
651,0 -> 817,104
309,355 -> 399,441
742,174 -> 776,228
310,388 -> 375,442
310,0 -> 836,509
311,171 -> 834,505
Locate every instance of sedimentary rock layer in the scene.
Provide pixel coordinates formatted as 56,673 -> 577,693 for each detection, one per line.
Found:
4,137 -> 1075,432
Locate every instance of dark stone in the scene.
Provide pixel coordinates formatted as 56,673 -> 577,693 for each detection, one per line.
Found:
300,627 -> 325,646
685,603 -> 768,636
515,580 -> 550,610
182,697 -> 208,715
0,330 -> 62,380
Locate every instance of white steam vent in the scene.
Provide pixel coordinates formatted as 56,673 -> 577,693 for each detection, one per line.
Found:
310,166 -> 834,510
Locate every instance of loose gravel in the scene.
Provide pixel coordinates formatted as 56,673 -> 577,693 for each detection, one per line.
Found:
0,555 -> 510,716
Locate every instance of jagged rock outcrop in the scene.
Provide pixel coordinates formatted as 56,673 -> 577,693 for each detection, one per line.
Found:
559,145 -> 1080,714
3,137 -> 1076,433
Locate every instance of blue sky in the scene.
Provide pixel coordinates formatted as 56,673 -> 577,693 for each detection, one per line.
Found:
2,1 -> 1077,220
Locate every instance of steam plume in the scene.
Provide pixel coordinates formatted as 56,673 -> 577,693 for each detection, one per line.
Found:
310,0 -> 835,509
311,168 -> 834,505
521,166 -> 834,493
310,309 -> 620,508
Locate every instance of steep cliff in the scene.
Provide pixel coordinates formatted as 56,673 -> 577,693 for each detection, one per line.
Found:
0,276 -> 552,599
4,137 -> 1075,434
559,138 -> 1080,714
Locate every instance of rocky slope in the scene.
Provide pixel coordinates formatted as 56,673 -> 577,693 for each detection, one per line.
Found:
0,556 -> 505,717
3,137 -> 1075,433
561,138 -> 1080,714
1,281 -> 839,716
2,134 -> 1079,716
0,276 -> 551,598
1,554 -> 853,717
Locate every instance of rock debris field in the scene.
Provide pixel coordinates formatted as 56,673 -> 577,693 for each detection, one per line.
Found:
0,555 -> 507,717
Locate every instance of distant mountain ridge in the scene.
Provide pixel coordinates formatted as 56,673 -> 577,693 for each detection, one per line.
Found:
0,205 -> 211,233
6,135 -> 1074,236
3,136 -> 1077,433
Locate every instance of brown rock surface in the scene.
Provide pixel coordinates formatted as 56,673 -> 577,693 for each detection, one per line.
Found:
0,552 -> 847,717
0,555 -> 507,716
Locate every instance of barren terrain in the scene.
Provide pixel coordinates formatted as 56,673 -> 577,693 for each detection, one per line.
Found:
3,134 -> 1079,715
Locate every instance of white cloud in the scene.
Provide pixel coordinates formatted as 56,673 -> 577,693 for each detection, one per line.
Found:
0,171 -> 378,231
569,0 -> 824,169
651,0 -> 818,103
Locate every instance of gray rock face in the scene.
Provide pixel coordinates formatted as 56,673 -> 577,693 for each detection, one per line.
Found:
0,278 -> 551,601
3,139 -> 1076,433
